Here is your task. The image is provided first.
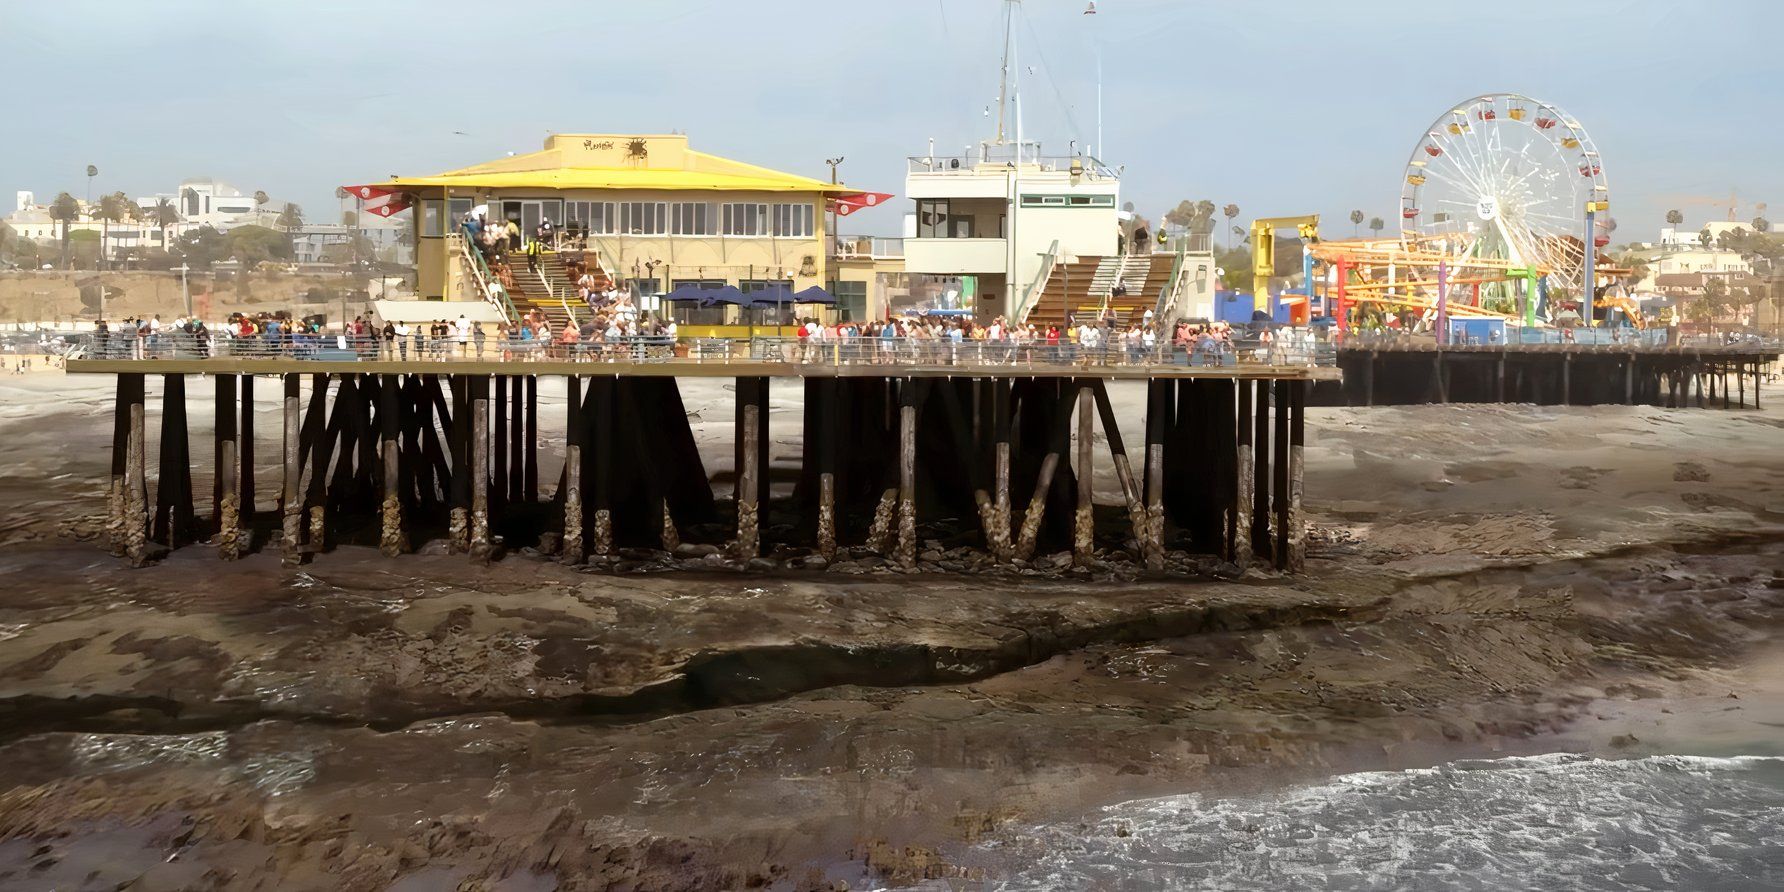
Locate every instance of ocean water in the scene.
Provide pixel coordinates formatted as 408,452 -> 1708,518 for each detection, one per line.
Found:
969,754 -> 1784,891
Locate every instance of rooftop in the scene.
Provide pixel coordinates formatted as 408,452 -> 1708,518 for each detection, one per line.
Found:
379,134 -> 860,195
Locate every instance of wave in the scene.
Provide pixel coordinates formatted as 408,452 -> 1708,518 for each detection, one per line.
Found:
963,754 -> 1784,891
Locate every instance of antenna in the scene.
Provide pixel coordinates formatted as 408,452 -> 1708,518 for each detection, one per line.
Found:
994,0 -> 1021,144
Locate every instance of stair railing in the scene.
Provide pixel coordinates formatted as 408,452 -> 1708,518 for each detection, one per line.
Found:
1154,241 -> 1189,322
1013,239 -> 1060,325
454,233 -> 521,325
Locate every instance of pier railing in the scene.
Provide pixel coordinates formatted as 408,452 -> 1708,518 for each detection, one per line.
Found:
74,330 -> 1335,368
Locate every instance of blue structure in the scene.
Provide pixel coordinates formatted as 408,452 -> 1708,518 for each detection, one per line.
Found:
1447,318 -> 1505,346
1213,290 -> 1292,326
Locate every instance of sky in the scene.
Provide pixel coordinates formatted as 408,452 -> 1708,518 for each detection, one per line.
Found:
4,0 -> 1780,241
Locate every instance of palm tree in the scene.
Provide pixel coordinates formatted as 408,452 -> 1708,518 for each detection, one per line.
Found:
49,192 -> 80,269
276,202 -> 304,234
92,191 -> 130,269
1222,203 -> 1240,250
1368,217 -> 1385,239
1665,209 -> 1683,245
150,198 -> 179,250
1349,209 -> 1364,237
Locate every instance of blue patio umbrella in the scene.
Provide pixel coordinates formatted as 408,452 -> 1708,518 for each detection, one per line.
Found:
791,285 -> 836,304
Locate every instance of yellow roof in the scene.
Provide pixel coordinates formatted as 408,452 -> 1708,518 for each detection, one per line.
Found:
378,134 -> 855,195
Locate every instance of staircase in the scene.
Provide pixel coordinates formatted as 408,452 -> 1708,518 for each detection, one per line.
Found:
1024,252 -> 1181,328
505,251 -> 609,332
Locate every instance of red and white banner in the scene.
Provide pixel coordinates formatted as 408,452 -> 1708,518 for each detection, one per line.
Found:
341,184 -> 413,218
830,191 -> 895,216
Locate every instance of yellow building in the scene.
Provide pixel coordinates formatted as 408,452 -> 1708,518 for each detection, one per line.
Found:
376,133 -> 869,332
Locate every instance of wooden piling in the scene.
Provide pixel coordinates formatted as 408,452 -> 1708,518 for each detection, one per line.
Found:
1073,383 -> 1096,566
1363,351 -> 1376,407
123,375 -> 148,565
239,374 -> 254,540
150,374 -> 195,549
509,374 -> 525,504
215,374 -> 241,559
992,379 -> 1014,562
108,375 -> 132,556
1233,375 -> 1253,572
896,379 -> 919,568
1015,385 -> 1073,562
1253,380 -> 1273,562
379,374 -> 406,556
1287,380 -> 1307,573
470,376 -> 492,561
1091,381 -> 1147,564
1142,379 -> 1168,571
446,377 -> 469,551
524,375 -> 539,503
816,378 -> 838,561
1273,379 -> 1291,568
1562,353 -> 1572,406
562,375 -> 584,563
736,382 -> 761,561
281,374 -> 301,567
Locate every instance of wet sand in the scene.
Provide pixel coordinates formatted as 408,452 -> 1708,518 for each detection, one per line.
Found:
0,373 -> 1779,889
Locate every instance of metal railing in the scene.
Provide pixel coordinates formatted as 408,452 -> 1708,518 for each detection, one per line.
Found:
454,234 -> 521,324
83,331 -> 681,363
746,334 -> 1332,368
76,329 -> 1337,368
1012,239 -> 1060,326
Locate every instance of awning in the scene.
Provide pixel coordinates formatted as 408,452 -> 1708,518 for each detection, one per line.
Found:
372,300 -> 505,324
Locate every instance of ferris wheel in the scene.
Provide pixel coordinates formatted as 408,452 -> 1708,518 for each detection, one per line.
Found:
1400,93 -> 1607,292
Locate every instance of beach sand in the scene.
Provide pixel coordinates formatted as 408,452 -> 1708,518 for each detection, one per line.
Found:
0,372 -> 1778,889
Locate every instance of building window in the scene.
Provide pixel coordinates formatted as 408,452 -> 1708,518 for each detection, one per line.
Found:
1019,193 -> 1114,208
214,205 -> 253,214
565,200 -> 616,235
448,197 -> 473,223
829,279 -> 867,321
723,203 -> 767,236
916,199 -> 975,238
772,203 -> 814,238
619,201 -> 666,235
421,199 -> 444,237
672,202 -> 715,236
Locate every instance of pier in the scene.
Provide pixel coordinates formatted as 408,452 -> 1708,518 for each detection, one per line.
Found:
1318,341 -> 1778,408
68,354 -> 1337,575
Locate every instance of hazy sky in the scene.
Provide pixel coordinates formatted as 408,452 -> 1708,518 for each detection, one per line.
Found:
5,0 -> 1779,240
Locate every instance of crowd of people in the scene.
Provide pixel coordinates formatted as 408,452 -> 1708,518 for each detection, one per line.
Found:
776,311 -> 1285,366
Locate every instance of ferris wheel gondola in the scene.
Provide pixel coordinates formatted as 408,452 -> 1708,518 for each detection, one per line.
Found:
1400,93 -> 1608,296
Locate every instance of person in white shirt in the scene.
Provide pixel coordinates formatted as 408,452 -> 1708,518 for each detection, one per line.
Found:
453,315 -> 472,356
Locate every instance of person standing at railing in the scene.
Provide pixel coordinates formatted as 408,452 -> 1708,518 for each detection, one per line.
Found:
454,314 -> 472,357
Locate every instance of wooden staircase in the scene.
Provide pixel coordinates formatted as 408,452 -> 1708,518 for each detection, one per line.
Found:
505,251 -> 609,332
1024,252 -> 1181,327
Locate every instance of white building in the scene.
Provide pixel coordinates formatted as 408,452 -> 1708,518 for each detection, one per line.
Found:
903,140 -> 1120,318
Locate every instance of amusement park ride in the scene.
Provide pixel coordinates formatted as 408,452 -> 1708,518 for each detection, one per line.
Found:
1262,93 -> 1636,339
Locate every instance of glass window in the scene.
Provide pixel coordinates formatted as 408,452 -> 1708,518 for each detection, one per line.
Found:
772,203 -> 813,238
722,203 -> 767,236
672,202 -> 714,236
448,197 -> 473,223
421,199 -> 444,237
621,201 -> 666,235
917,199 -> 947,238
